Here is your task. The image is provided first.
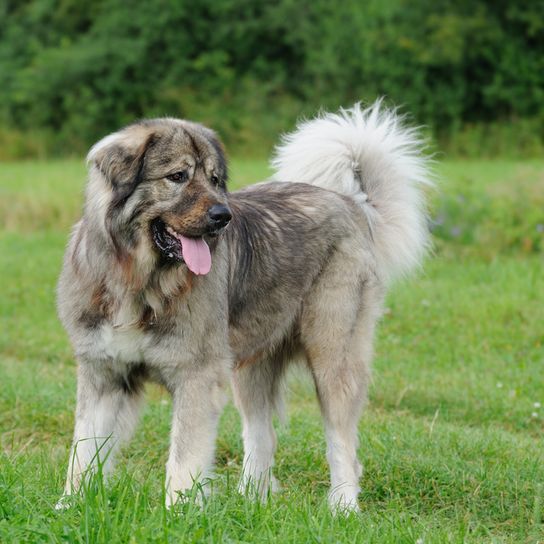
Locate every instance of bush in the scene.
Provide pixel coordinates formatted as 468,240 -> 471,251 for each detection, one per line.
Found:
0,0 -> 543,157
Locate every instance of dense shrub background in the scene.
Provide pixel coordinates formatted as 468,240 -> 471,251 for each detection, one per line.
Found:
0,0 -> 543,158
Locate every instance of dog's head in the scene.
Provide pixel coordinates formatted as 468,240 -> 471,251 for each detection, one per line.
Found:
86,118 -> 231,276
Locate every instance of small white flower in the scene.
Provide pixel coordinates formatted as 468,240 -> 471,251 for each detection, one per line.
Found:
416,538 -> 424,544
161,399 -> 168,406
534,402 -> 541,408
496,382 -> 503,388
531,412 -> 538,418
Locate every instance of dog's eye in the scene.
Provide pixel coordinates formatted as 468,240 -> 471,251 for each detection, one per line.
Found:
166,171 -> 187,183
211,174 -> 219,185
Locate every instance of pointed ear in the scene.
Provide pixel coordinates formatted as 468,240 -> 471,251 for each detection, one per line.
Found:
87,125 -> 157,189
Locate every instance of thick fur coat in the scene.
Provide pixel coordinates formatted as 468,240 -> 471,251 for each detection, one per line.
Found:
57,102 -> 432,511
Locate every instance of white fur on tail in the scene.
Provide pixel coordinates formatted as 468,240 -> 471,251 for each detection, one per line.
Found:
271,100 -> 433,282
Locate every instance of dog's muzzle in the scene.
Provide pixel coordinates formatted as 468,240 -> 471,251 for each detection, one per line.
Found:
207,204 -> 232,232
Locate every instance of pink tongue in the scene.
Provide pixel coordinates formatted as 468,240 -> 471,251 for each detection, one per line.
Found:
178,235 -> 211,275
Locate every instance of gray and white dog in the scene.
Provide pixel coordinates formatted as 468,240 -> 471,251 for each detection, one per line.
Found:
57,101 -> 431,511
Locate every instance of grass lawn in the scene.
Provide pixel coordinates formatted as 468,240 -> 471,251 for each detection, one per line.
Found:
0,157 -> 543,543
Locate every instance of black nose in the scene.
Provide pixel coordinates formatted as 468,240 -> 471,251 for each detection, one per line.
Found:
207,204 -> 232,229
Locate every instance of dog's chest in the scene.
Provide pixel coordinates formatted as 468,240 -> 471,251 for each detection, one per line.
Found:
82,297 -> 179,366
71,273 -> 228,369
99,323 -> 151,364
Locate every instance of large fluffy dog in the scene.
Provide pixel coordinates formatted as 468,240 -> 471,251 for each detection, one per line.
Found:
57,102 -> 431,511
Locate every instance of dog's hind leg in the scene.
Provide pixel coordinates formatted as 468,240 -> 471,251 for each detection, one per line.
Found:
302,268 -> 384,512
58,362 -> 144,507
232,350 -> 287,500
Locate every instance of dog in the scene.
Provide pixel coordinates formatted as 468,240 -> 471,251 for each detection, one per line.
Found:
56,101 -> 431,512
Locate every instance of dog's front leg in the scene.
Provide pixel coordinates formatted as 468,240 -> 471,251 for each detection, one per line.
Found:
165,363 -> 228,507
57,362 -> 143,507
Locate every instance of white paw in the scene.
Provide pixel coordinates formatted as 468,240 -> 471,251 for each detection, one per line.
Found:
328,486 -> 360,514
54,495 -> 74,510
165,478 -> 213,509
238,471 -> 280,501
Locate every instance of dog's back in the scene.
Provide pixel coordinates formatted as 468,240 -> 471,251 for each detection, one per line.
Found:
226,180 -> 374,363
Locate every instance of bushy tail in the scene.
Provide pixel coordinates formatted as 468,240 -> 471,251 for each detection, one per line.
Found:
270,100 -> 433,282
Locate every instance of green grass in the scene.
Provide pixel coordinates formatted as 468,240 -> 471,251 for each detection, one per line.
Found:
1,158 -> 543,543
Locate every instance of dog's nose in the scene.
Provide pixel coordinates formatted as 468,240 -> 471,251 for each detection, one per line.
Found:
207,204 -> 232,229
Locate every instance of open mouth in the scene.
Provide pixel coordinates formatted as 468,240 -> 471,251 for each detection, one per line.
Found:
151,219 -> 212,275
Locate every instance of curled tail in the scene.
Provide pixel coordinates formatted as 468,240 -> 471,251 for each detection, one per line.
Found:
270,100 -> 433,282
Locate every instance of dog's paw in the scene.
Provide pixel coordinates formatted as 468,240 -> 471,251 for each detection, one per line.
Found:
269,474 -> 281,494
328,487 -> 360,514
238,472 -> 280,501
165,479 -> 213,510
54,495 -> 74,511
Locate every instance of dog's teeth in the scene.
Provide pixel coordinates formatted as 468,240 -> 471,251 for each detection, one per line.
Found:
168,253 -> 173,258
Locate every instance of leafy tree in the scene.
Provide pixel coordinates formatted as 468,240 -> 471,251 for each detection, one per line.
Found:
0,0 -> 542,156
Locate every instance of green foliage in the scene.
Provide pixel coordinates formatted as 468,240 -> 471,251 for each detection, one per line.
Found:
0,0 -> 543,156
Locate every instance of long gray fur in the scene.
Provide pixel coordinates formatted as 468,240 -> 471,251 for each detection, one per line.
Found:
57,102 -> 432,512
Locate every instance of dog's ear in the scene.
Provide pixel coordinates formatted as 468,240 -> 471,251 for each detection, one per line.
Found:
207,133 -> 228,190
185,121 -> 229,189
87,125 -> 157,190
